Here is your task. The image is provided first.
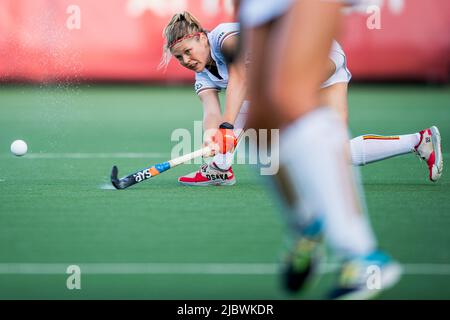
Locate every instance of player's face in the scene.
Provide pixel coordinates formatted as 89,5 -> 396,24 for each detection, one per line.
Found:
171,34 -> 210,72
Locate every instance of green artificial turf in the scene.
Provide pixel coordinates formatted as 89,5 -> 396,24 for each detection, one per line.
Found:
0,84 -> 449,299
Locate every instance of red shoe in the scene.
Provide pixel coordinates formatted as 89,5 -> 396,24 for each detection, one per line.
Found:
414,126 -> 443,182
178,162 -> 236,186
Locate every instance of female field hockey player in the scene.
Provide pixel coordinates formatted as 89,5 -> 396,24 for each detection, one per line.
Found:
160,11 -> 443,187
239,0 -> 402,300
160,12 -> 246,186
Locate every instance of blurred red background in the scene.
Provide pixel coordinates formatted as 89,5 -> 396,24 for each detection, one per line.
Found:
0,0 -> 448,83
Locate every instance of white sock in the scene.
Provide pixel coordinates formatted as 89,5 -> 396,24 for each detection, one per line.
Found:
280,107 -> 376,256
350,133 -> 420,166
212,101 -> 249,170
213,152 -> 234,170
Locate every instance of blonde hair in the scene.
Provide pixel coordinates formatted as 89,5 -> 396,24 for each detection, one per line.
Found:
159,11 -> 206,70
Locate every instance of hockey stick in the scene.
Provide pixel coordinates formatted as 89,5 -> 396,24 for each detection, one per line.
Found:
111,130 -> 245,190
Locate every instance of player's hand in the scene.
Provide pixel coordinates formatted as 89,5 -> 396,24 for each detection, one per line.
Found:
212,122 -> 237,154
202,128 -> 220,157
203,136 -> 219,157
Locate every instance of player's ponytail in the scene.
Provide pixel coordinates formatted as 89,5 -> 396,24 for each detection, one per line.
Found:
159,11 -> 206,70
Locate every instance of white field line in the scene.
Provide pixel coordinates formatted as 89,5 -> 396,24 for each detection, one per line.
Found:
0,263 -> 449,276
3,151 -> 446,162
0,152 -> 168,159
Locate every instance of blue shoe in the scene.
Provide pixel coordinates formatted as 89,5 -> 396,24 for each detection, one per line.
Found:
282,236 -> 322,293
282,219 -> 323,293
328,250 -> 402,300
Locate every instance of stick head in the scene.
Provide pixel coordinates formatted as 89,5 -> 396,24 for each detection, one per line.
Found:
111,165 -> 137,190
111,165 -> 122,189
